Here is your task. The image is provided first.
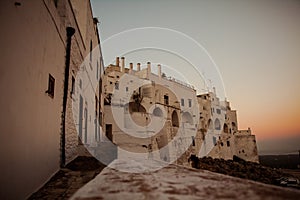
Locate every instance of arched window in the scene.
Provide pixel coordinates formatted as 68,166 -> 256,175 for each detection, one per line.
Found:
214,118 -> 221,130
223,123 -> 229,133
182,112 -> 193,125
172,110 -> 179,127
153,107 -> 163,117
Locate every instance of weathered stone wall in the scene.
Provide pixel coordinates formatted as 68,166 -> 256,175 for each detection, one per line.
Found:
0,0 -> 102,199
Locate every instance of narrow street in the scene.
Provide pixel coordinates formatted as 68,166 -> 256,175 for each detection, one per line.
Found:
28,157 -> 106,200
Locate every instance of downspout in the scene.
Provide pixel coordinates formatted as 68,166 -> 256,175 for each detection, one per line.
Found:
60,27 -> 75,167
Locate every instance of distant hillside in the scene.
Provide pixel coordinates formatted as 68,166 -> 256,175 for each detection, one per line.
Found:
257,135 -> 300,155
259,154 -> 300,169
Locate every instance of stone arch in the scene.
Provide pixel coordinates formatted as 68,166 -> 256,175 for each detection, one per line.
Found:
153,107 -> 163,117
223,123 -> 229,133
172,110 -> 179,127
182,112 -> 193,125
214,118 -> 221,130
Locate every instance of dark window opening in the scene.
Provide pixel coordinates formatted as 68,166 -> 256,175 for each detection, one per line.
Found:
227,141 -> 230,147
164,95 -> 169,105
54,0 -> 58,7
46,74 -> 55,98
192,136 -> 195,146
71,76 -> 75,95
188,99 -> 192,107
89,40 -> 93,62
126,87 -> 128,92
216,108 -> 221,114
105,124 -> 112,141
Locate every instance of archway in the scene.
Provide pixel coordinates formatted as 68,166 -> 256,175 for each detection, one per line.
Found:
214,118 -> 221,130
153,107 -> 163,117
171,110 -> 179,127
182,112 -> 193,125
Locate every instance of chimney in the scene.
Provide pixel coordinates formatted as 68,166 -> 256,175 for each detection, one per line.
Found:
121,57 -> 125,72
147,62 -> 151,75
116,57 -> 120,67
158,64 -> 161,79
137,63 -> 141,71
213,87 -> 216,94
129,63 -> 133,73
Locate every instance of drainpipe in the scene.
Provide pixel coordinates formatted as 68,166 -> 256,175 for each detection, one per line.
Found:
60,27 -> 75,167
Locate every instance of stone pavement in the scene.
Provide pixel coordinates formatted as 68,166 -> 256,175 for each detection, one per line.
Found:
28,156 -> 106,200
71,158 -> 300,200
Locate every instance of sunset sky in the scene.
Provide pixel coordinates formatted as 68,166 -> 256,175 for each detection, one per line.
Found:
91,0 -> 300,154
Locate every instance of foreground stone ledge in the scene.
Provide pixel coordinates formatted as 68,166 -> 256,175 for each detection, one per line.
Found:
71,159 -> 300,200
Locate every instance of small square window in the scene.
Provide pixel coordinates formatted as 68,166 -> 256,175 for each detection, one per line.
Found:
46,74 -> 55,98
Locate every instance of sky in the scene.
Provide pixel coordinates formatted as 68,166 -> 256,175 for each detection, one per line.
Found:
91,0 -> 300,154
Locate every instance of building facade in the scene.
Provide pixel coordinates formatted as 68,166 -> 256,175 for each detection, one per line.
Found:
0,0 -> 104,199
102,57 -> 259,167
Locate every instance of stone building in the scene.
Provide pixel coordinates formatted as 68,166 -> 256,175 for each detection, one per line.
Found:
0,0 -> 104,199
102,57 -> 259,167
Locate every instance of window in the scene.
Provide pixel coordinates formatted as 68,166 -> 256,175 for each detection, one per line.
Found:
54,0 -> 58,7
181,98 -> 184,106
192,136 -> 195,146
214,118 -> 221,130
96,61 -> 99,80
95,96 -> 98,113
227,141 -> 230,147
188,99 -> 192,107
115,82 -> 119,90
216,108 -> 221,114
46,74 -> 55,98
213,136 -> 217,146
126,87 -> 128,92
89,40 -> 93,62
164,95 -> 169,105
71,76 -> 75,95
